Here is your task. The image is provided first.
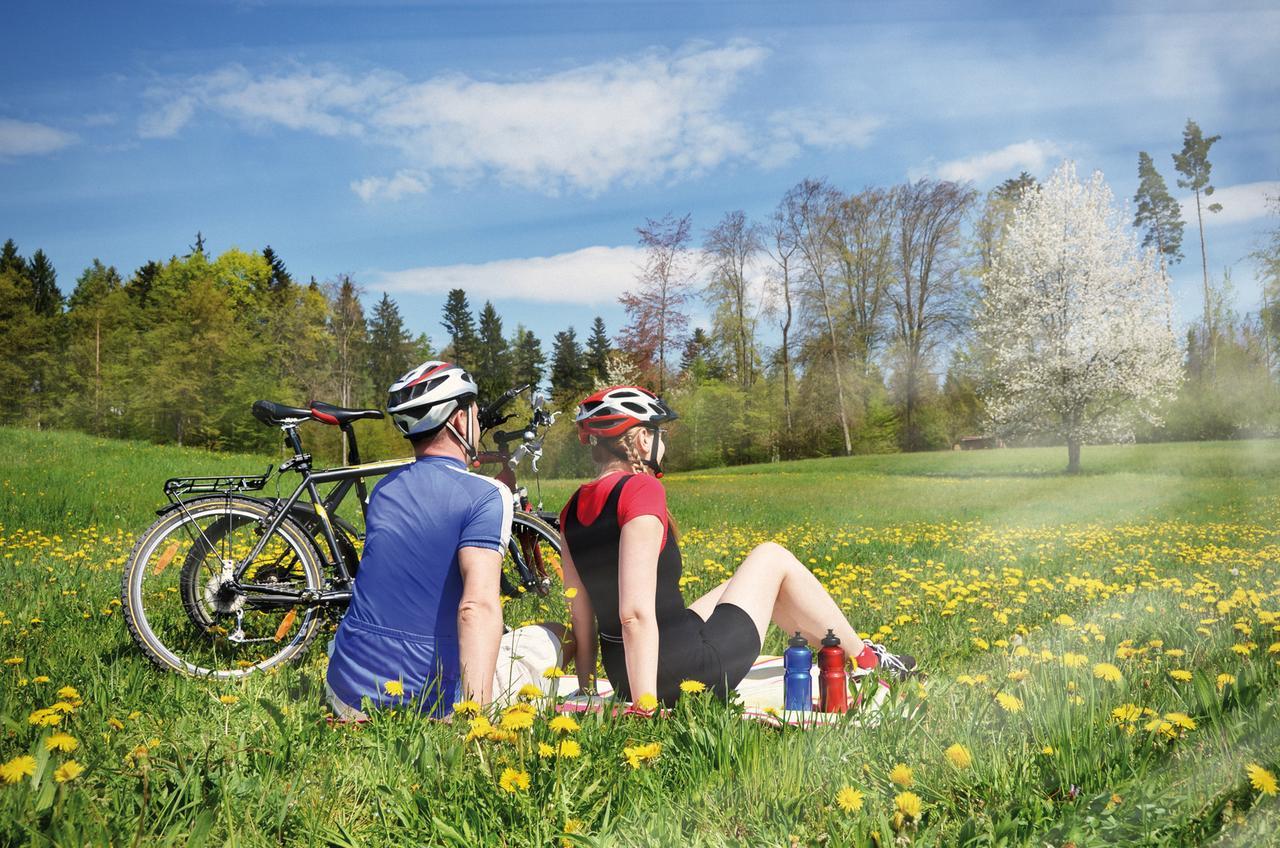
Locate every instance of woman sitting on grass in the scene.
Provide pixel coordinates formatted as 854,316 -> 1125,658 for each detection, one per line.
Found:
559,385 -> 917,709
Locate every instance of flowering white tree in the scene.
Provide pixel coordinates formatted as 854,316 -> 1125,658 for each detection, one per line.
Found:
976,162 -> 1182,473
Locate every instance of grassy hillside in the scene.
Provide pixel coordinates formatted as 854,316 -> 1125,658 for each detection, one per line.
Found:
1,428 -> 1278,846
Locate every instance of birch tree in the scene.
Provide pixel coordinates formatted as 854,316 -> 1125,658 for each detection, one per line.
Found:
764,200 -> 800,440
702,210 -> 763,391
890,179 -> 976,451
977,161 -> 1181,473
619,213 -> 695,393
781,178 -> 853,455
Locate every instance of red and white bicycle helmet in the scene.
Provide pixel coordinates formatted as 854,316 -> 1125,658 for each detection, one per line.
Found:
575,385 -> 678,445
387,360 -> 478,439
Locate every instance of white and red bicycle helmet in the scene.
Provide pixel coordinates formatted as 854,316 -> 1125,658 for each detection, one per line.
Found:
576,385 -> 678,476
387,360 -> 478,439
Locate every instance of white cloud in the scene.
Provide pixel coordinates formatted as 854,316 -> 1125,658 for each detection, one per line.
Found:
758,109 -> 882,168
137,41 -> 880,195
1179,181 -> 1280,227
350,170 -> 430,203
0,118 -> 77,156
922,140 -> 1063,184
374,245 -> 645,305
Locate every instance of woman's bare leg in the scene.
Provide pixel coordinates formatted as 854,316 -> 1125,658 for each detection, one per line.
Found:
688,579 -> 730,621
712,542 -> 866,655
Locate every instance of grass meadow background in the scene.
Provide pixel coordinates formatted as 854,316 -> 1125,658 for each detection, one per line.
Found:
1,426 -> 1279,846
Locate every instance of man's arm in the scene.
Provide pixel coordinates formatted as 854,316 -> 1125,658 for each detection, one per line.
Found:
457,545 -> 503,706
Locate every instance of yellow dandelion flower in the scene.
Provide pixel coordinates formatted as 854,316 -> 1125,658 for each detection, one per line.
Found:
1092,663 -> 1123,684
538,742 -> 555,758
1247,764 -> 1278,796
1055,614 -> 1075,627
556,739 -> 581,759
3,657 -> 22,665
894,791 -> 923,820
1232,643 -> 1255,656
679,680 -> 706,695
541,666 -> 566,679
505,702 -> 536,716
54,760 -> 84,783
1112,703 -> 1142,723
517,683 -> 544,700
1041,745 -> 1055,755
218,695 -> 239,705
498,767 -> 530,793
836,786 -> 864,812
623,741 -> 662,769
548,715 -> 580,734
500,710 -> 534,732
1268,642 -> 1280,655
944,744 -> 973,769
106,717 -> 124,731
383,680 -> 404,697
1006,669 -> 1029,682
1061,653 -> 1087,669
0,755 -> 36,784
48,702 -> 76,715
1164,712 -> 1196,731
995,692 -> 1023,713
889,763 -> 914,787
56,686 -> 80,701
452,700 -> 481,716
27,709 -> 61,727
1216,673 -> 1236,690
32,676 -> 49,684
45,733 -> 78,753
564,587 -> 578,599
635,693 -> 659,713
464,716 -> 493,743
1169,669 -> 1192,682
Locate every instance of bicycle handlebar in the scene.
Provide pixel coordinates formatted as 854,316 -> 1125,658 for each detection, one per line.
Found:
478,384 -> 530,431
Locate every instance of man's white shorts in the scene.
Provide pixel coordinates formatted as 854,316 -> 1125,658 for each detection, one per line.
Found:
325,624 -> 564,718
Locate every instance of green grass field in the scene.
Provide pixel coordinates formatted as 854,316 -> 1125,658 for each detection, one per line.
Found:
2,427 -> 1279,846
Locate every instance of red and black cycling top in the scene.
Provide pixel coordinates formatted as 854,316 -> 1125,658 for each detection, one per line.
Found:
560,471 -> 753,705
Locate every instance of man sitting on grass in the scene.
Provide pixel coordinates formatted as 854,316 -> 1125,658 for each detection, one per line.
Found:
325,360 -> 567,718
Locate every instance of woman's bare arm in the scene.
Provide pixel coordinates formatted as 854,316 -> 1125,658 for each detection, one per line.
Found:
558,542 -> 598,693
617,515 -> 663,703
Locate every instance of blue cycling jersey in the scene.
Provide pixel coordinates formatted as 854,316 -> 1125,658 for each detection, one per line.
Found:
326,455 -> 511,716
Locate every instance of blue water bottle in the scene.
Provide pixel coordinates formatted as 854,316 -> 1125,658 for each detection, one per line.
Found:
784,631 -> 813,712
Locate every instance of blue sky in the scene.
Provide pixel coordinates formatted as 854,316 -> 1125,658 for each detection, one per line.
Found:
2,0 -> 1277,352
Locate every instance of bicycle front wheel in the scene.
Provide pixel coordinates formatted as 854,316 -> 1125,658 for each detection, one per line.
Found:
121,496 -> 324,679
500,513 -> 565,626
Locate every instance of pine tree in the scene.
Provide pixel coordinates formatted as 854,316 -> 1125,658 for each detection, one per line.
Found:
1173,119 -> 1223,340
476,301 -> 513,402
586,316 -> 611,384
1133,152 -> 1185,274
366,292 -> 414,395
440,288 -> 479,371
550,327 -> 588,400
28,249 -> 62,316
262,245 -> 293,294
510,326 -> 545,392
0,239 -> 24,276
126,261 -> 162,309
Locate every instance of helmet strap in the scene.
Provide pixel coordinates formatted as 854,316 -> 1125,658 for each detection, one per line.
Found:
643,428 -> 664,479
444,408 -> 478,467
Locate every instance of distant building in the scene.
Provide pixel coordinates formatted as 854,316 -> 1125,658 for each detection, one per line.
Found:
956,435 -> 1005,450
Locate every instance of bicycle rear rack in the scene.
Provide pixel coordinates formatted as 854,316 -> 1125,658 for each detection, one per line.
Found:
164,465 -> 274,500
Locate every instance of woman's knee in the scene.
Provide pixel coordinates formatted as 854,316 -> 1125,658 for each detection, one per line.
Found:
747,541 -> 792,562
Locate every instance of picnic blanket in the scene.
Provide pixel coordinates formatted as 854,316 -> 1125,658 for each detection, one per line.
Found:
553,654 -> 892,729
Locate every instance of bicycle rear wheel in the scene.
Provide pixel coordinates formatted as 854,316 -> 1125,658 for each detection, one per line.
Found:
121,496 -> 324,679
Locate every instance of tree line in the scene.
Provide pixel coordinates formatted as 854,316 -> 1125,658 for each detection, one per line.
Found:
2,119 -> 1277,474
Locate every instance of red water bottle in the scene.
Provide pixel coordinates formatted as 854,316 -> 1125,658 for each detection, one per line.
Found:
818,629 -> 848,713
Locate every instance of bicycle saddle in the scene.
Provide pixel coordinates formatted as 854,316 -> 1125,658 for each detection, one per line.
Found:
252,399 -> 314,426
309,401 -> 385,426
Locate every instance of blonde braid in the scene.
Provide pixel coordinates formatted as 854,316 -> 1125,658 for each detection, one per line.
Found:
620,428 -> 649,477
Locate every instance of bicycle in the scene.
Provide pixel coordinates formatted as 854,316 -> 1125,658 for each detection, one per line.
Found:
120,386 -> 562,679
